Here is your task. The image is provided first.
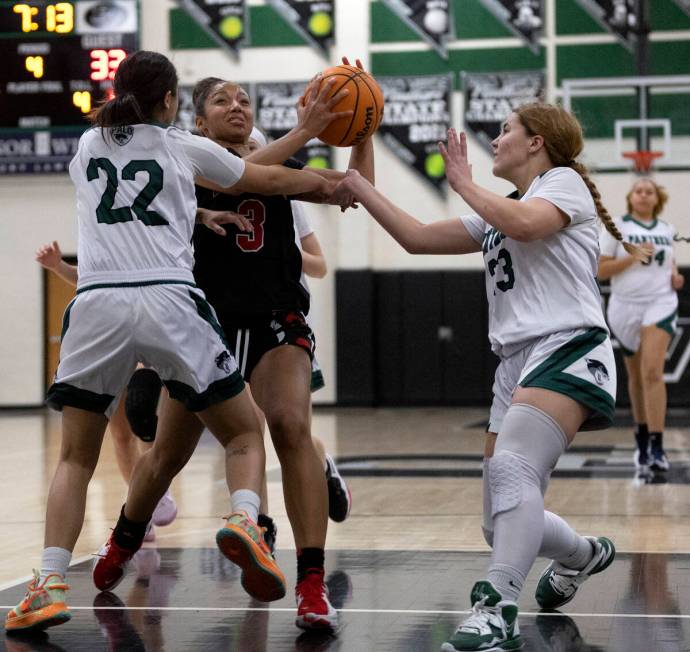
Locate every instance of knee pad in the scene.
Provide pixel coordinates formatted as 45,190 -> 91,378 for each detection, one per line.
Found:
489,403 -> 568,514
125,369 -> 162,442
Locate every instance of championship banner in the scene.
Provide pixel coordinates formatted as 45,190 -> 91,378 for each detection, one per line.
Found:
267,0 -> 334,58
477,0 -> 543,54
462,71 -> 544,154
572,0 -> 639,50
381,0 -> 455,59
672,0 -> 690,16
176,0 -> 248,57
376,74 -> 452,194
254,81 -> 333,169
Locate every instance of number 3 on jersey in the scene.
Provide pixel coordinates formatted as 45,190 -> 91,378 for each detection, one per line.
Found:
236,199 -> 266,252
488,248 -> 515,292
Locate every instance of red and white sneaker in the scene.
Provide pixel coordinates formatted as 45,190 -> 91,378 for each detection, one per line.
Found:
92,533 -> 138,592
295,570 -> 338,632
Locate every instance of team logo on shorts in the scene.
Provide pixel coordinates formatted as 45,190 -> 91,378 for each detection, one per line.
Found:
586,358 -> 609,386
215,350 -> 232,373
110,125 -> 134,146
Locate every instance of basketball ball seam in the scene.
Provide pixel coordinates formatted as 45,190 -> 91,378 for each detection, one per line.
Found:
354,72 -> 383,135
339,72 -> 365,146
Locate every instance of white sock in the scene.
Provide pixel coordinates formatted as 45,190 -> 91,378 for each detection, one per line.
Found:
40,547 -> 72,582
541,511 -> 594,570
231,489 -> 260,523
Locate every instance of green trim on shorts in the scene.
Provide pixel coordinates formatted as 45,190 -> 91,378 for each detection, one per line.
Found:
188,290 -> 230,348
656,309 -> 677,337
520,328 -> 614,431
76,279 -> 197,294
165,371 -> 245,412
311,369 -> 325,393
46,382 -> 115,414
60,297 -> 77,340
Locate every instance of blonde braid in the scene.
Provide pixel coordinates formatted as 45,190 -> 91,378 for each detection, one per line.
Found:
571,162 -> 649,262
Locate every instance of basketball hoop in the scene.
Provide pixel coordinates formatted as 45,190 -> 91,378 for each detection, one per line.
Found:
623,151 -> 663,174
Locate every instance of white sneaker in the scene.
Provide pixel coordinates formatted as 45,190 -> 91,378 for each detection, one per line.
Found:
152,491 -> 177,527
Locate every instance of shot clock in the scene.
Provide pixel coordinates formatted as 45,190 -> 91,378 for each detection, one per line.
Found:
0,1 -> 139,174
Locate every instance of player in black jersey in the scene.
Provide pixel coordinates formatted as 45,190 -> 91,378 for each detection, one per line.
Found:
142,62 -> 372,632
191,70 -> 373,631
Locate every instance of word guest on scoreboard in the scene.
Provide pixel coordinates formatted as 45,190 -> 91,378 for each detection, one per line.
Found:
0,1 -> 139,173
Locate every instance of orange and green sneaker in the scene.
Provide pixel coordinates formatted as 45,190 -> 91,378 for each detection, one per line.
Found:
216,511 -> 286,602
5,571 -> 71,633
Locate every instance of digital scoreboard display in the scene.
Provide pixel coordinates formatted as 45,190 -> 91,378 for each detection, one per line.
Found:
0,1 -> 139,174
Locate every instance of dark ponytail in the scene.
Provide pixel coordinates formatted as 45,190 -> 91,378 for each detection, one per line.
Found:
89,50 -> 178,128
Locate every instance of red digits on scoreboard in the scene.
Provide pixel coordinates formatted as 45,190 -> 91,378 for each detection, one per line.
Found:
90,49 -> 127,81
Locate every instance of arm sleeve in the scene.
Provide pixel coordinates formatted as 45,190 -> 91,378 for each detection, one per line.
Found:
530,168 -> 594,226
460,214 -> 487,245
291,201 -> 313,239
599,224 -> 620,257
173,130 -> 246,188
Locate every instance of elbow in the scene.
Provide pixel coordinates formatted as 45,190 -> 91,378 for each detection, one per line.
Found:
402,239 -> 422,254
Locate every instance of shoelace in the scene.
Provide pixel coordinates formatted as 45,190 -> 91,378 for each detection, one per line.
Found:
221,513 -> 267,549
457,597 -> 505,636
297,573 -> 328,604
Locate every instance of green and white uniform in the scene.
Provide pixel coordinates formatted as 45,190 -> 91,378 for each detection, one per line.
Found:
461,166 -> 616,432
601,215 -> 678,355
48,124 -> 246,417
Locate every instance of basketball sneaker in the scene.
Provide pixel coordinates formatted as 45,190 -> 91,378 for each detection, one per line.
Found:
649,446 -> 670,472
633,448 -> 650,474
5,571 -> 71,633
216,511 -> 286,602
295,569 -> 339,631
535,536 -> 615,610
441,580 -> 521,651
325,454 -> 351,523
152,490 -> 177,527
93,533 -> 138,592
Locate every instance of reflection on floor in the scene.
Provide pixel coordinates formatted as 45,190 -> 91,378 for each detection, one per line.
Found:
2,549 -> 688,652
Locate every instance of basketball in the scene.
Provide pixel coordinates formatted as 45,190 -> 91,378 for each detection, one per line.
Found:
311,65 -> 384,147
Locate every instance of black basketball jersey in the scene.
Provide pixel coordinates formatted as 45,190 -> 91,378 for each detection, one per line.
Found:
193,156 -> 310,324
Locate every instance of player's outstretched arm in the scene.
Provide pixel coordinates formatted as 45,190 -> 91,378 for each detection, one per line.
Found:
36,241 -> 78,286
244,77 -> 352,167
598,243 -> 654,280
334,170 -> 481,255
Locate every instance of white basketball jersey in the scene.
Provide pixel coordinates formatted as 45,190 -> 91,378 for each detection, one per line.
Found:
461,167 -> 608,357
600,216 -> 676,302
69,124 -> 245,287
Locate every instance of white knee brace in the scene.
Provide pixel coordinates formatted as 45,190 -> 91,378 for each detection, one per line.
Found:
486,403 -> 567,519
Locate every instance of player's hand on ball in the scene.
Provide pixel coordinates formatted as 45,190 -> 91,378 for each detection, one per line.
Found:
672,272 -> 685,290
297,76 -> 353,138
35,240 -> 63,270
439,129 -> 473,194
197,208 -> 253,236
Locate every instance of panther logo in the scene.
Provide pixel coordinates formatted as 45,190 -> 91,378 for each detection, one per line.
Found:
111,125 -> 133,146
215,350 -> 232,373
586,358 -> 609,386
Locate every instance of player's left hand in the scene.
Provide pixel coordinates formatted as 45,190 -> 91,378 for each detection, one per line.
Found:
439,128 -> 473,194
341,56 -> 365,70
196,208 -> 253,236
672,272 -> 685,290
330,169 -> 362,212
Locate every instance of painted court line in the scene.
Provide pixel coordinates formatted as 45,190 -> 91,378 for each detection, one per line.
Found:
1,605 -> 687,619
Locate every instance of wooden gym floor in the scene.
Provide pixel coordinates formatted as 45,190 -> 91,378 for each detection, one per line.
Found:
1,406 -> 689,651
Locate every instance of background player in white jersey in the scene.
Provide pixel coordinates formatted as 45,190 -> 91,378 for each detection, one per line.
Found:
332,102 -> 647,652
5,50 -> 346,634
291,200 -> 352,523
599,179 -> 684,475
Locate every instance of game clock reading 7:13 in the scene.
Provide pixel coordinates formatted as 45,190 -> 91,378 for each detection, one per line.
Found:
0,1 -> 139,174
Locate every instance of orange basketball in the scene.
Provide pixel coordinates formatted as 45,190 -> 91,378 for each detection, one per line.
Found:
313,65 -> 384,147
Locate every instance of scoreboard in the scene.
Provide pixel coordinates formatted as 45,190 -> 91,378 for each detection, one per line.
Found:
0,1 -> 139,174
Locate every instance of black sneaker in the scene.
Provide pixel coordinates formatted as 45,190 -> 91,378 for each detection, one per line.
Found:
649,446 -> 670,471
325,455 -> 352,523
257,514 -> 277,554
